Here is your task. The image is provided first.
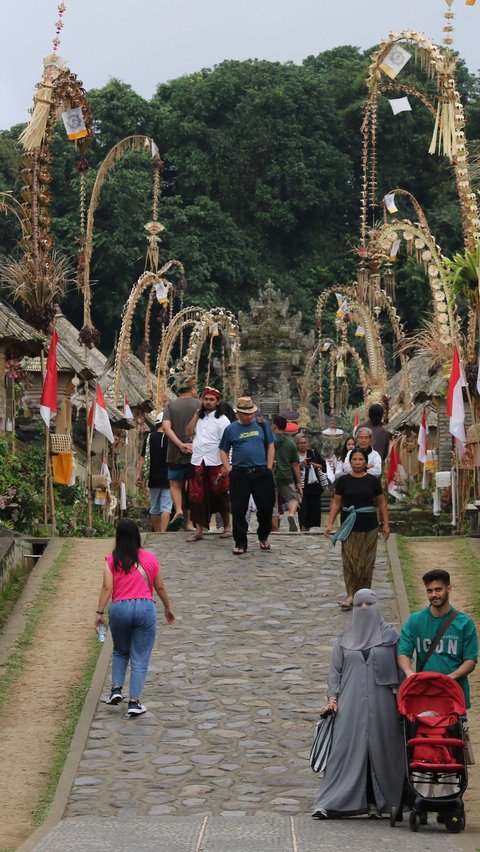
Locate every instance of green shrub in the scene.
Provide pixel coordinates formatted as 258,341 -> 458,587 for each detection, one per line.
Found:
0,434 -> 115,537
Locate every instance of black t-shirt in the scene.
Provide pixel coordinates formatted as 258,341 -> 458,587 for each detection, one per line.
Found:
335,473 -> 383,531
141,431 -> 169,488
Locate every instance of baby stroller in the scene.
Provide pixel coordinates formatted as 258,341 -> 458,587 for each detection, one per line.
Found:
396,671 -> 468,833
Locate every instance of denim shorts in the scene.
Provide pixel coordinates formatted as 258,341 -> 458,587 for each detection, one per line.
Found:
149,487 -> 173,515
168,463 -> 191,481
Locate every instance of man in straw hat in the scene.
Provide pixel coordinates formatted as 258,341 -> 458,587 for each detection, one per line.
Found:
162,376 -> 199,530
219,396 -> 275,555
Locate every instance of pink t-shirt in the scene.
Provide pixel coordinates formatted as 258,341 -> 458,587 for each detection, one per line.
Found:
106,547 -> 159,602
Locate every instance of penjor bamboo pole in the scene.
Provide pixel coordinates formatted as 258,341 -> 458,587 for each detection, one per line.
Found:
40,349 -> 49,527
44,423 -> 49,526
48,431 -> 57,535
85,380 -> 93,529
464,381 -> 480,501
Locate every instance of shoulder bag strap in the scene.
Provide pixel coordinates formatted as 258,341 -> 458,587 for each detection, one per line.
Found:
417,608 -> 458,672
136,561 -> 153,595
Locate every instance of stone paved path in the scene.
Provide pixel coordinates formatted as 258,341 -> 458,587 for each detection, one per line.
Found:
28,530 -> 470,851
66,531 -> 400,819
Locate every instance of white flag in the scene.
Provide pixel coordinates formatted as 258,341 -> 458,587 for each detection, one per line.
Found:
384,193 -> 398,214
380,44 -> 411,79
123,395 -> 133,419
417,408 -> 428,464
388,97 -> 412,116
389,238 -> 401,261
154,282 -> 170,304
61,107 -> 88,140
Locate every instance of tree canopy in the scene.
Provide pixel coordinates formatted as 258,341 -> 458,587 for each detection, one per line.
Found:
0,47 -> 479,355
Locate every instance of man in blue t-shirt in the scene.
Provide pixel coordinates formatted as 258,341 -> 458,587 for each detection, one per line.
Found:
219,396 -> 275,555
398,568 -> 478,708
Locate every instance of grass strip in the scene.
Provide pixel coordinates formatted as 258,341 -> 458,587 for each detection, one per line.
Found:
453,538 -> 480,623
32,635 -> 102,826
0,541 -> 73,718
0,558 -> 32,631
395,534 -> 422,611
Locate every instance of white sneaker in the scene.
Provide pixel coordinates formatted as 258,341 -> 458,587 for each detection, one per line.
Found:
127,700 -> 146,716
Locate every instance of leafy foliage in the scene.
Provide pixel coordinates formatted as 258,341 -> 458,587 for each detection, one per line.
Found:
0,49 -> 479,353
0,434 -> 114,536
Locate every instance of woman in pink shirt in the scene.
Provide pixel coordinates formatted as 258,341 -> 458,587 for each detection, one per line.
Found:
94,520 -> 175,716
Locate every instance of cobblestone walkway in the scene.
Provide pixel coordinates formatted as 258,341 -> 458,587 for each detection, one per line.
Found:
66,532 -> 399,819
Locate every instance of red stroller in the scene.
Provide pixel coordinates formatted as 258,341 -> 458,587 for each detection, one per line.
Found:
396,671 -> 468,833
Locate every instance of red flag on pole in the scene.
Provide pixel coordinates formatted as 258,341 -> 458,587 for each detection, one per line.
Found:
387,443 -> 406,500
417,408 -> 428,464
353,411 -> 359,434
40,327 -> 58,428
446,346 -> 466,449
387,444 -> 399,495
123,395 -> 133,419
88,384 -> 114,443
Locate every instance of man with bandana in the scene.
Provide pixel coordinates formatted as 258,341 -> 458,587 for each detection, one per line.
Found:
185,387 -> 232,542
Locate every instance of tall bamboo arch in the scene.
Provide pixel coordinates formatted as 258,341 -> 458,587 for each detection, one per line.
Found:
113,264 -> 185,406
298,335 -> 370,426
315,285 -> 402,401
373,211 -> 458,344
80,135 -> 161,333
363,30 -> 480,253
155,306 -> 241,410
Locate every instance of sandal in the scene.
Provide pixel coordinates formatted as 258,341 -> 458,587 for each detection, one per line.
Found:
259,542 -> 271,551
219,530 -> 232,538
232,547 -> 246,555
340,598 -> 353,611
186,534 -> 203,542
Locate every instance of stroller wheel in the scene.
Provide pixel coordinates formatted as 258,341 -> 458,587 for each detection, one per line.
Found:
409,811 -> 421,832
389,806 -> 397,827
444,813 -> 465,833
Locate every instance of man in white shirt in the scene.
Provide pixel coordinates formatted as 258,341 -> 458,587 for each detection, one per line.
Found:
185,387 -> 232,541
343,427 -> 382,477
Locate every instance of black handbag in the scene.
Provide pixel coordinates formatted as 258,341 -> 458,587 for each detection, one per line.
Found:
310,712 -> 335,773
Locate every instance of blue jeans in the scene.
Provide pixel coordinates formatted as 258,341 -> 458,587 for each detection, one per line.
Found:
109,598 -> 156,700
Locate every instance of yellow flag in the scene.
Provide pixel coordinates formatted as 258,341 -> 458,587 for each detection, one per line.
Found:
465,1 -> 476,6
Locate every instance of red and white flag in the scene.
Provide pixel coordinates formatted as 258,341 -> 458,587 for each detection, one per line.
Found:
417,408 -> 428,464
353,411 -> 359,434
40,327 -> 58,428
123,395 -> 133,419
123,395 -> 133,445
446,346 -> 466,450
387,443 -> 405,500
87,385 -> 114,443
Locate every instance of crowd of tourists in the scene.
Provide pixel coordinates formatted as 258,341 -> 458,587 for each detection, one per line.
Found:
93,387 -> 478,826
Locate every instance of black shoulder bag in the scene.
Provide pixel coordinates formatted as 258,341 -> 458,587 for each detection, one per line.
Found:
417,608 -> 458,672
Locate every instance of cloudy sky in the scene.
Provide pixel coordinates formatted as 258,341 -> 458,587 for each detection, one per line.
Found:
1,0 -> 478,131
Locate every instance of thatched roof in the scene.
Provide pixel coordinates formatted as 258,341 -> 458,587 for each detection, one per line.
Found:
387,352 -> 445,431
0,300 -> 45,356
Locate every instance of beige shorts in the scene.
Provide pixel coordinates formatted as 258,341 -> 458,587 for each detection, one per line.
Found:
273,481 -> 300,515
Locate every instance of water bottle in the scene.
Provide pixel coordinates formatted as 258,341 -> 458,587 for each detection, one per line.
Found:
97,624 -> 107,643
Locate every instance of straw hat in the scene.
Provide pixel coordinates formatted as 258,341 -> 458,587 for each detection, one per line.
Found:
236,396 -> 258,414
